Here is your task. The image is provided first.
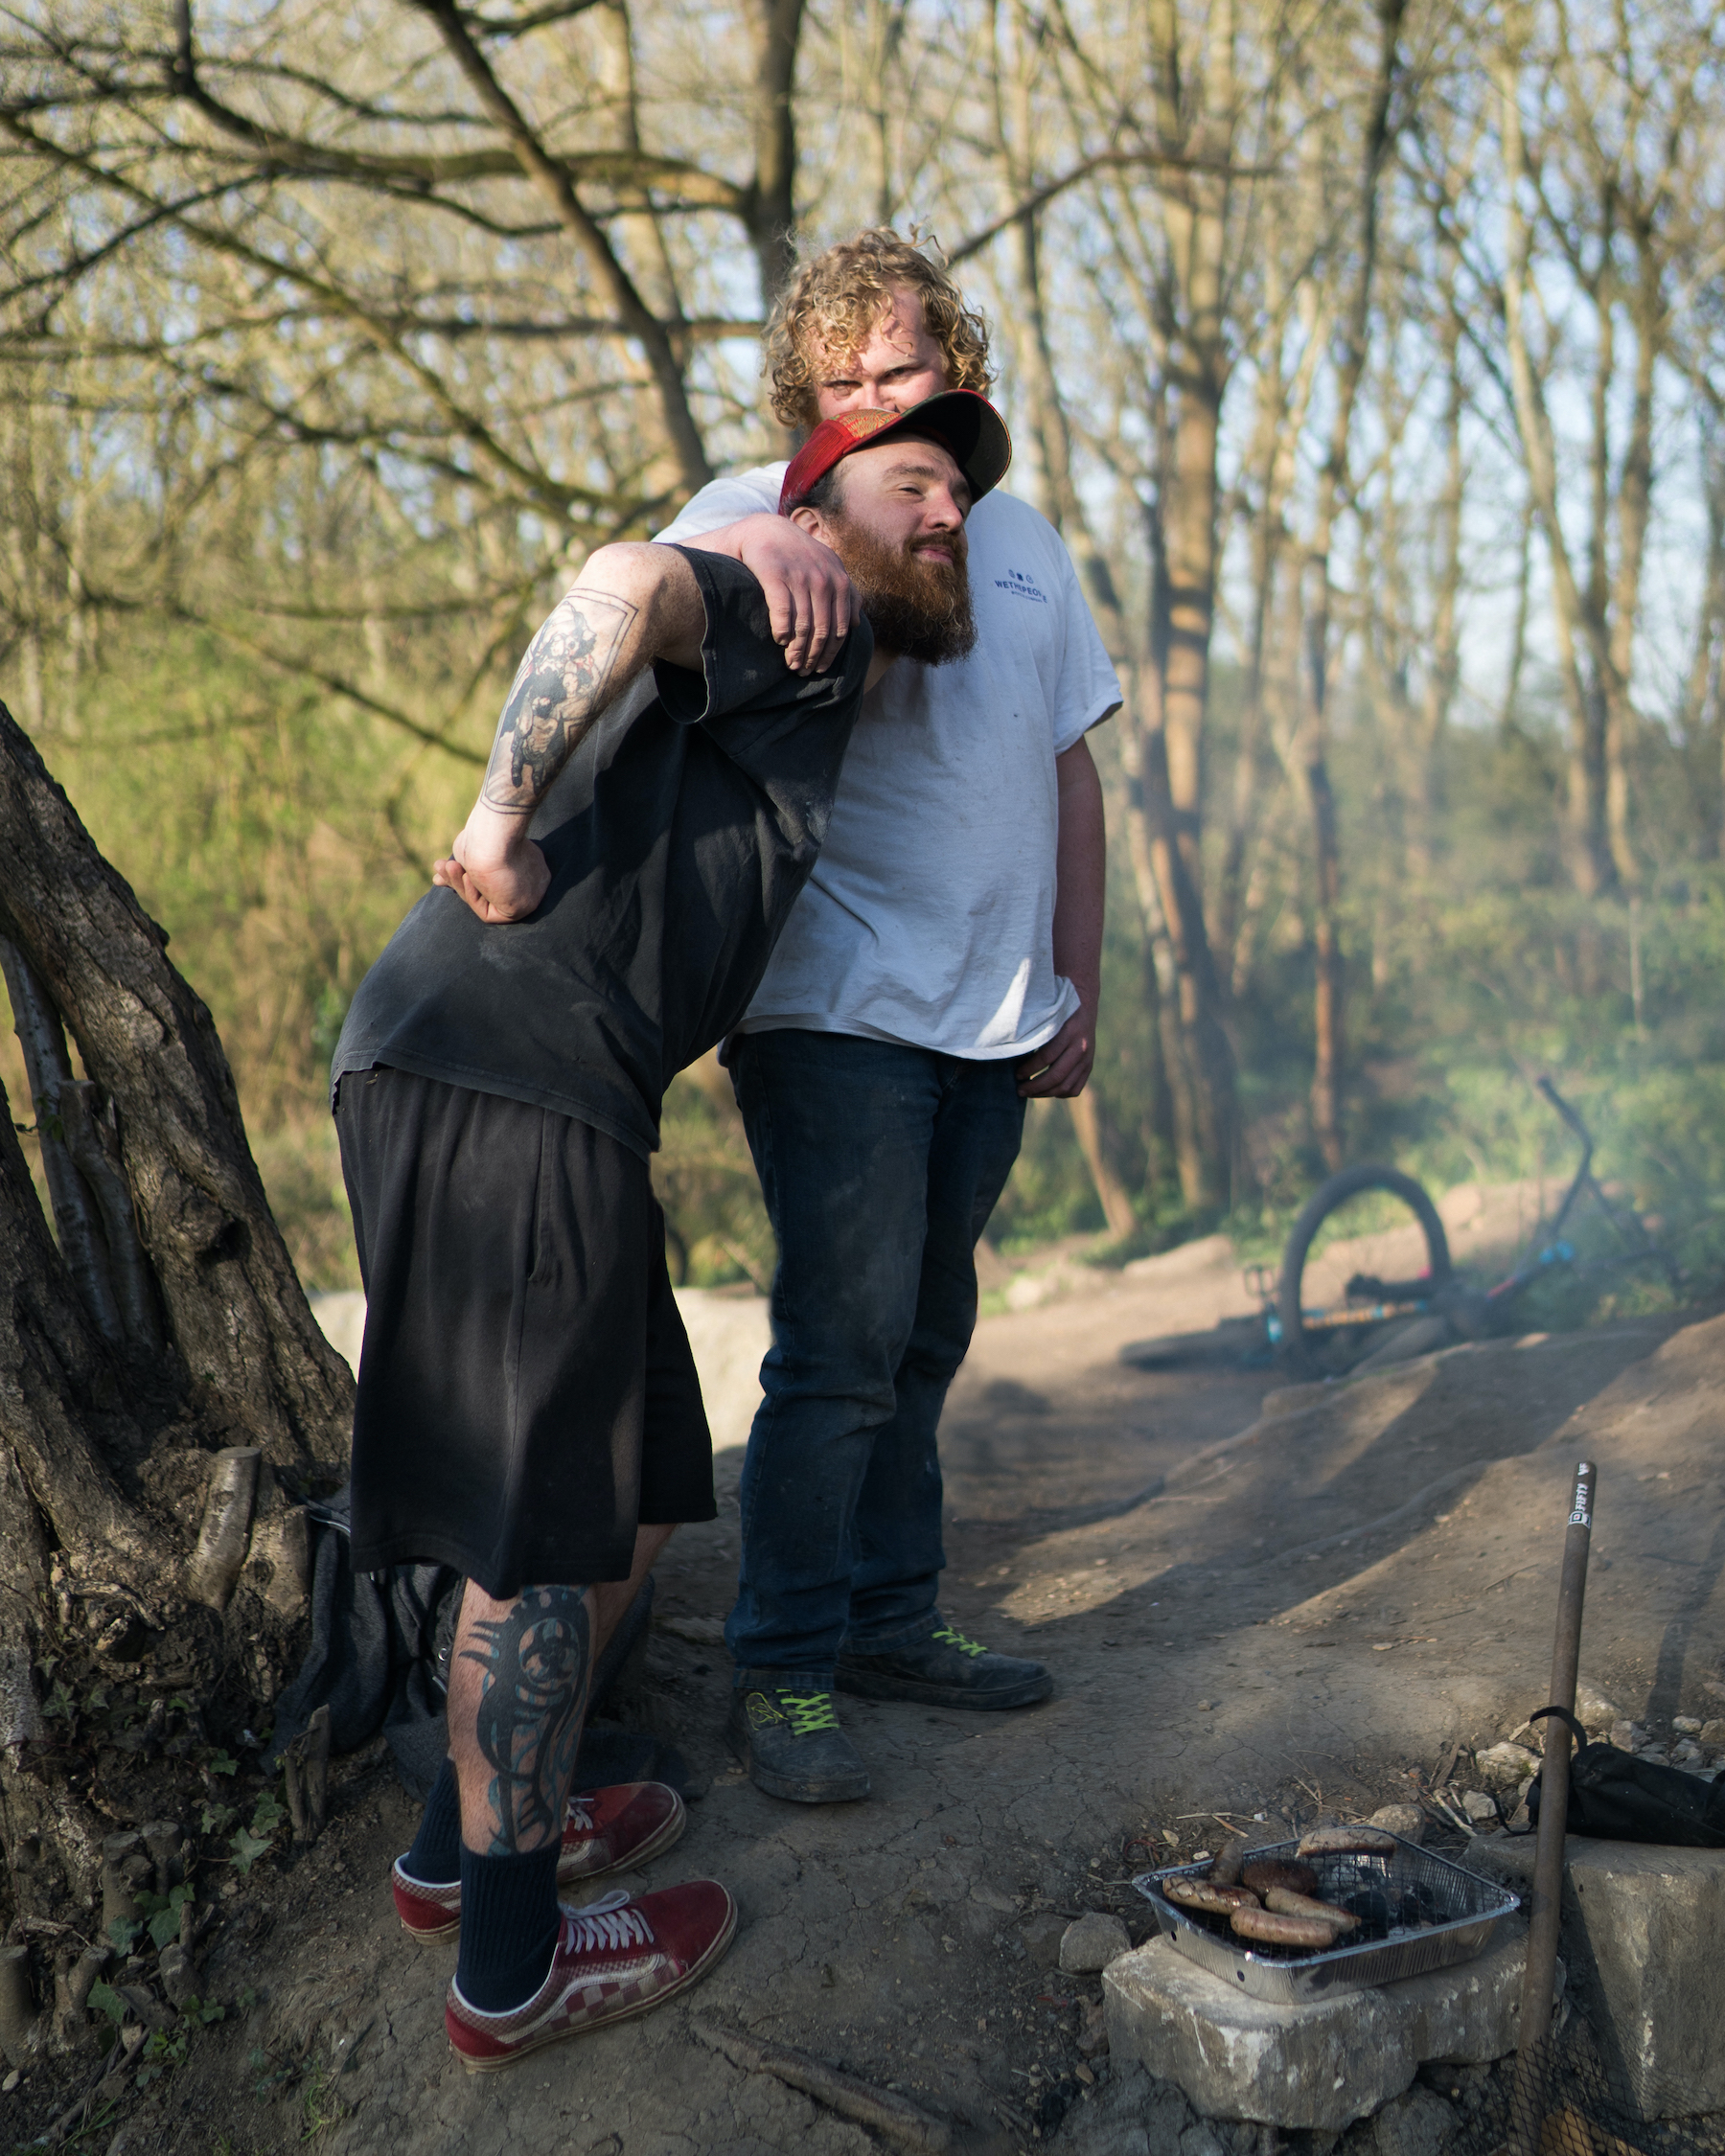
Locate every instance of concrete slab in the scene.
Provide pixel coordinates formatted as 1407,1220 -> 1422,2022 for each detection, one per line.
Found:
1469,1833 -> 1725,2118
1104,1927 -> 1545,2131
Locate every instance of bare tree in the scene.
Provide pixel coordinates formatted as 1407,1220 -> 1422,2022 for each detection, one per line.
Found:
0,700 -> 352,1937
1484,0 -> 1713,896
1290,0 -> 1407,1171
0,0 -> 817,736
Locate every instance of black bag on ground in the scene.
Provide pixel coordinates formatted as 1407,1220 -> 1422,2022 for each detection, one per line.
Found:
268,1489 -> 684,1801
1524,1705 -> 1725,1847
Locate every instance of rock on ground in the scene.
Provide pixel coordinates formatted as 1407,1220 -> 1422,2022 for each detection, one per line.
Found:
1061,1914 -> 1131,1974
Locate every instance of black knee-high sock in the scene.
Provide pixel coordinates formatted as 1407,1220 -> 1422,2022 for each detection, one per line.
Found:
455,1843 -> 562,2012
401,1755 -> 460,1886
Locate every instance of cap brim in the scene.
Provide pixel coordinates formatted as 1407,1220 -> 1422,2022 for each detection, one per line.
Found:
862,391 -> 1012,506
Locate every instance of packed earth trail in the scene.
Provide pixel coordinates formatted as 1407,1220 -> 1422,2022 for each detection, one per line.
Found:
12,1216 -> 1725,2156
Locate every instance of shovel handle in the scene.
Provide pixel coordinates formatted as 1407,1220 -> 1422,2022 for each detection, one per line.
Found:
1509,1461 -> 1595,2156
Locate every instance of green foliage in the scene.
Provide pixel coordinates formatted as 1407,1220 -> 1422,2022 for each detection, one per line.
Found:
250,2042 -> 297,2101
134,2023 -> 189,2088
299,2059 -> 352,2141
131,2002 -> 220,2089
228,1828 -> 273,1877
135,1882 -> 196,1951
229,1789 -> 288,1875
5,597 -> 1722,1319
86,1981 -> 126,2026
651,1067 -> 772,1288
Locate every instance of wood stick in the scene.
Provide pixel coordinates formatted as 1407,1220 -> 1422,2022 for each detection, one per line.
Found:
1508,1460 -> 1595,2156
693,2017 -> 952,2152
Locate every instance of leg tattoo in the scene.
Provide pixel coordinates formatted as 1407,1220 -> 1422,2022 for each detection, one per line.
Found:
458,1586 -> 591,1856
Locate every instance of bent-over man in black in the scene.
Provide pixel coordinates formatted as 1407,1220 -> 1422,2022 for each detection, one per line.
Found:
327,386 -> 1008,2080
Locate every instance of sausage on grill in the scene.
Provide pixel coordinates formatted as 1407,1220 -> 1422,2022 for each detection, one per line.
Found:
1230,1906 -> 1336,1950
1296,1826 -> 1396,1859
1165,1878 -> 1261,1915
1264,1887 -> 1359,1934
1210,1838 -> 1249,1887
1241,1857 -> 1321,1897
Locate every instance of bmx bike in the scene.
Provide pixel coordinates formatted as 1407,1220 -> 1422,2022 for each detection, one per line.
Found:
1261,1077 -> 1682,1380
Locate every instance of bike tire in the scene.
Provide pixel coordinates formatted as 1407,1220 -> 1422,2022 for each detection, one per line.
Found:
1276,1164 -> 1453,1379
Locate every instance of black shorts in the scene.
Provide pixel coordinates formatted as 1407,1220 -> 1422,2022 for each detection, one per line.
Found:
334,1067 -> 715,1597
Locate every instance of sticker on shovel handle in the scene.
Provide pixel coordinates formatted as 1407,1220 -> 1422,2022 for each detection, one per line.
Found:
1568,1461 -> 1596,1528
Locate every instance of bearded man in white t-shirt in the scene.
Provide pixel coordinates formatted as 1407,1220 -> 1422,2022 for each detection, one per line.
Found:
656,229 -> 1121,1804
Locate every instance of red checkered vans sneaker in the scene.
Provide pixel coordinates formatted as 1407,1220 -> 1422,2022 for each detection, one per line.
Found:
392,1781 -> 686,1940
446,1880 -> 737,2072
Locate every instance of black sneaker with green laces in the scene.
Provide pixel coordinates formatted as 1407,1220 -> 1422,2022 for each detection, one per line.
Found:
726,1685 -> 871,1804
835,1620 -> 1052,1709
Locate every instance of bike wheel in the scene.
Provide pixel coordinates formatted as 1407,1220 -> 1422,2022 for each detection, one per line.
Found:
1276,1164 -> 1453,1379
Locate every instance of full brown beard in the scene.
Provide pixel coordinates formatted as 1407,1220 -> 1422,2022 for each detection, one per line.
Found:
829,518 -> 977,667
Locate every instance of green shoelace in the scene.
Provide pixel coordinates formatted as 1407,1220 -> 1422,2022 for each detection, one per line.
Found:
932,1623 -> 988,1658
777,1689 -> 841,1735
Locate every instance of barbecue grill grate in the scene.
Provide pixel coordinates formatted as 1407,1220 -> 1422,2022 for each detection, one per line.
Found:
1135,1832 -> 1519,2004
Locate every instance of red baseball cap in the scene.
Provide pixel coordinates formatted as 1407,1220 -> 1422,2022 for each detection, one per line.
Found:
778,389 -> 1012,516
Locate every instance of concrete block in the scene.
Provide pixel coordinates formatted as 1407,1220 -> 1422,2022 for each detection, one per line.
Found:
1104,1926 -> 1542,2132
1466,1833 -> 1725,2118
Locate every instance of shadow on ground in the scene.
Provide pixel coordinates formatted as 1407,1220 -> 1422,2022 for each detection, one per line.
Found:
31,1250 -> 1725,2156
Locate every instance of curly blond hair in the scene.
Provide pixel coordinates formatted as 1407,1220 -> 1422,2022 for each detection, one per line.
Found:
765,229 -> 995,432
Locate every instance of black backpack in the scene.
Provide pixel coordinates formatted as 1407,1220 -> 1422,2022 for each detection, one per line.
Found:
1525,1705 -> 1725,1847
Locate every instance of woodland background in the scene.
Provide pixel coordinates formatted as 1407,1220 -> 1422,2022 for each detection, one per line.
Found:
3,0 -> 1724,1307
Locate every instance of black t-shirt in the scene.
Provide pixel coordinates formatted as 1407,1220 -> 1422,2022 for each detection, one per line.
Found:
333,550 -> 873,1156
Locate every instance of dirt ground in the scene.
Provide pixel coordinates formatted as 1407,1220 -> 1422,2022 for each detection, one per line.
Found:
10,1212 -> 1725,2156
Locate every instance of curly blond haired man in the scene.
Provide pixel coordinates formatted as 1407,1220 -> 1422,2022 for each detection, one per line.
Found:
657,231 -> 1120,1804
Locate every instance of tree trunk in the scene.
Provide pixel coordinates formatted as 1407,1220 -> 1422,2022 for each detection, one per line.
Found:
0,703 -> 353,1468
1298,0 -> 1406,1171
1408,275 -> 1465,880
1121,662 -> 1240,1212
0,699 -> 351,1958
1218,284 -> 1325,977
1066,1092 -> 1138,1241
1117,698 -> 1208,1209
999,163 -> 1239,1218
746,0 -> 806,308
1495,48 -> 1616,898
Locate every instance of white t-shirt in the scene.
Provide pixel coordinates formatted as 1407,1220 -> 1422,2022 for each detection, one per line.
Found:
656,467 -> 1120,1058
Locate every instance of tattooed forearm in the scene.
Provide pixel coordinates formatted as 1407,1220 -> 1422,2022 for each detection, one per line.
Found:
479,588 -> 638,814
458,1585 -> 591,1856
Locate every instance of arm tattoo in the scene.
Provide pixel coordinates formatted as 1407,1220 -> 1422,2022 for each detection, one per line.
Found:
459,1585 -> 591,1855
480,589 -> 638,814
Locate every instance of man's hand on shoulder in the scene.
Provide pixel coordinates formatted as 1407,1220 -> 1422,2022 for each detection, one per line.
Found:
1014,1006 -> 1096,1099
433,809 -> 550,924
678,513 -> 854,677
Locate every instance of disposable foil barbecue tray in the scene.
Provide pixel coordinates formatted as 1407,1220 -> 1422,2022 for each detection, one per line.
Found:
1133,1833 -> 1519,2004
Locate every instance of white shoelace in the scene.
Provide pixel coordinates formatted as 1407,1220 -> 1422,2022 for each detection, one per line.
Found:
563,1889 -> 655,1954
566,1796 -> 595,1829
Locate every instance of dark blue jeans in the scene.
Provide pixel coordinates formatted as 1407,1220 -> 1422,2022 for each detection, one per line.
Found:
724,1029 -> 1026,1685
